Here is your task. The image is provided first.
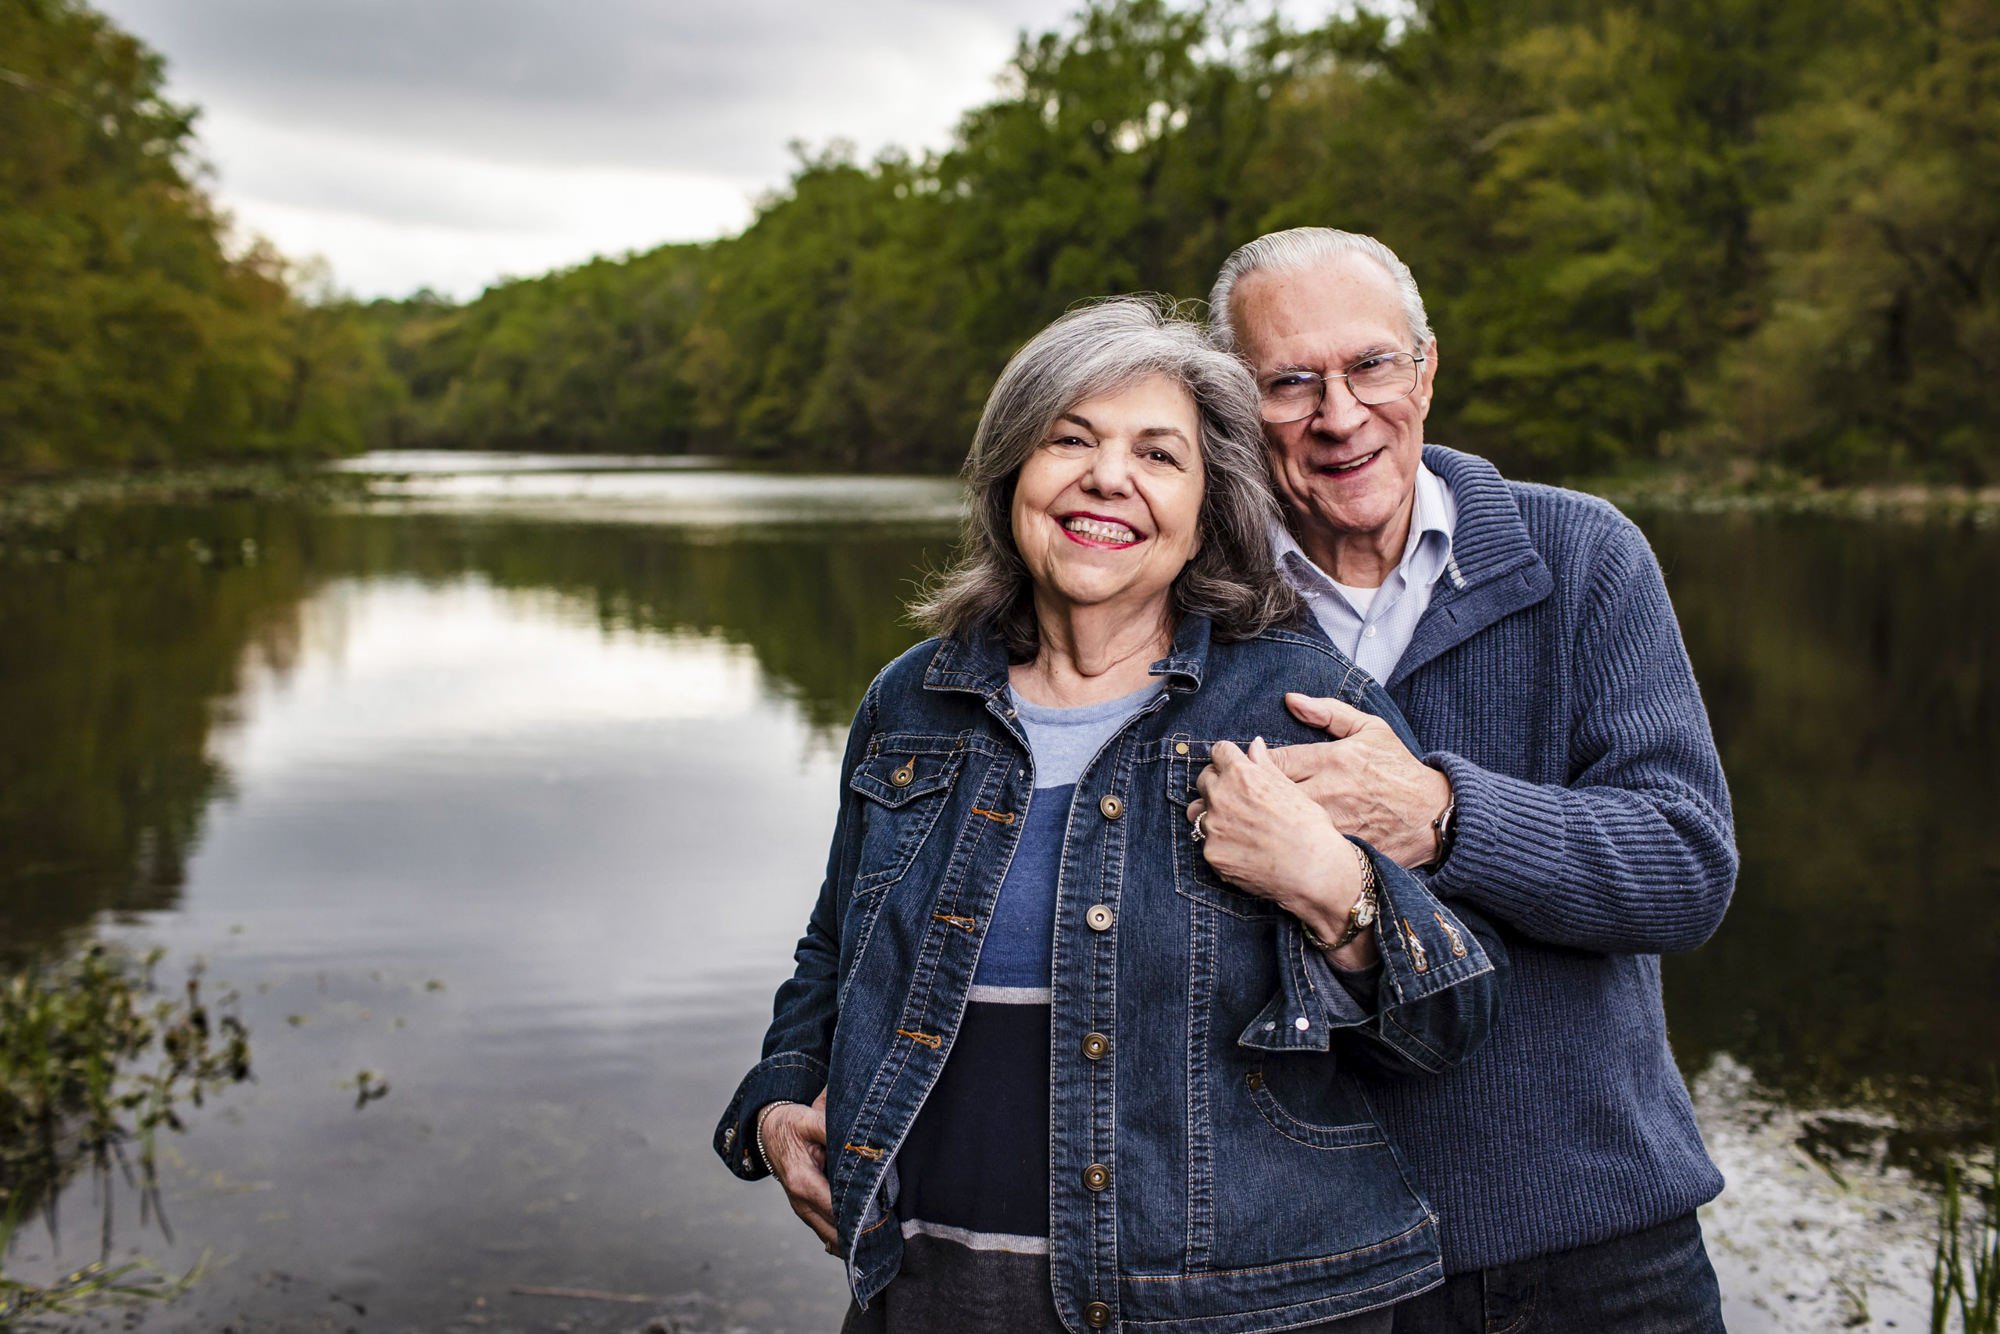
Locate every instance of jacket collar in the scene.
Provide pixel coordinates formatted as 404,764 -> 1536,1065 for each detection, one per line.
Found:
922,610 -> 1213,700
1389,446 -> 1554,687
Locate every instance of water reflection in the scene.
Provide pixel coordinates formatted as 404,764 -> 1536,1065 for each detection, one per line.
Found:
0,465 -> 1993,1331
1651,512 -> 2000,1152
0,503 -> 317,963
3,532 -> 889,1329
351,452 -> 967,532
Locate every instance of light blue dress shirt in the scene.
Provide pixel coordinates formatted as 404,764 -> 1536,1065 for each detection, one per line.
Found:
1273,462 -> 1461,685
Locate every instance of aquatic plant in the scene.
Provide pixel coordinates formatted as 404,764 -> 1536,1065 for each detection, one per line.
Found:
0,943 -> 250,1317
1933,1150 -> 2000,1333
0,1194 -> 198,1321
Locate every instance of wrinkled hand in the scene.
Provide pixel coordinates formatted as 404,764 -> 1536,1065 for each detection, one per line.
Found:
1266,693 -> 1452,870
1189,737 -> 1374,969
761,1091 -> 837,1251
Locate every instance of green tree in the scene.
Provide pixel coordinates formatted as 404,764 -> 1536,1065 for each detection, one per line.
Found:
680,144 -> 960,468
344,0 -> 1996,483
0,0 -> 389,469
1706,0 -> 2000,483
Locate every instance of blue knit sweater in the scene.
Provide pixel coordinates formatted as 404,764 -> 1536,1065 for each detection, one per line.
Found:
1350,445 -> 1737,1274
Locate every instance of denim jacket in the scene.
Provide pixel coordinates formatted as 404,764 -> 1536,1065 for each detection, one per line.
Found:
716,614 -> 1504,1332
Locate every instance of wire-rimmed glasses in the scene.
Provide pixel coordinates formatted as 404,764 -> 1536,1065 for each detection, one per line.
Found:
1257,352 -> 1426,424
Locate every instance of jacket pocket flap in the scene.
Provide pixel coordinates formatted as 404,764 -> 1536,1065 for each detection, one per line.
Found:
850,751 -> 959,808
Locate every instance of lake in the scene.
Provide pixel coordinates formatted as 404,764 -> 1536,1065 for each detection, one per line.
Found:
2,453 -> 1994,1333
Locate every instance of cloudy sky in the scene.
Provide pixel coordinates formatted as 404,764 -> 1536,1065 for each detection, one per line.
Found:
97,0 -> 1313,301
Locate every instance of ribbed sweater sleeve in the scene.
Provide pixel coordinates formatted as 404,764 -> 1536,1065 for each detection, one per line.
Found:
1423,503 -> 1738,954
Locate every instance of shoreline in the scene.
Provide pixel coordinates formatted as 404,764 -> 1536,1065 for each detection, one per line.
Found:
0,463 -> 373,531
5,460 -> 1996,531
1570,468 -> 2000,524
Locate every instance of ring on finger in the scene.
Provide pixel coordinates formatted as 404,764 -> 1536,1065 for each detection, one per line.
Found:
1190,811 -> 1208,843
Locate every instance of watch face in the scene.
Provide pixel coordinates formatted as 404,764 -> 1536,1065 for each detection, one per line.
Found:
1355,896 -> 1377,928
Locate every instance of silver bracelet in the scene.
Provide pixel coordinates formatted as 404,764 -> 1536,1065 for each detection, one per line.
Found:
753,1101 -> 783,1174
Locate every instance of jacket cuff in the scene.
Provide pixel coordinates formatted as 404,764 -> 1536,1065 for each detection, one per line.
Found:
1239,917 -> 1370,1052
714,1052 -> 828,1180
1371,844 -> 1495,1004
1239,839 -> 1416,1052
1237,838 -> 1497,1058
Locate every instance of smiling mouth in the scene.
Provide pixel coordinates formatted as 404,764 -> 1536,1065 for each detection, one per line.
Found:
1061,514 -> 1141,545
1318,449 -> 1382,475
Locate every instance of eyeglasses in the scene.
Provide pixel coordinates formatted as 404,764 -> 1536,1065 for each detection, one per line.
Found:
1257,352 -> 1427,423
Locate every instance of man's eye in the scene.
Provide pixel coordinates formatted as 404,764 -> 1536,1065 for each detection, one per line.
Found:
1348,356 -> 1392,376
1265,373 -> 1319,394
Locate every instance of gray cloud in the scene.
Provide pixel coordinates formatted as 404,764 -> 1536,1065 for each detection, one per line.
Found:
87,0 -> 1329,295
104,0 -> 1076,178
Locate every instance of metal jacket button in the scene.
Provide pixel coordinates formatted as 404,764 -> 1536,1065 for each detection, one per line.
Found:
1084,1302 -> 1113,1329
1098,794 -> 1124,820
1175,741 -> 1190,755
1085,904 -> 1114,932
1083,1163 -> 1110,1191
1081,1032 -> 1110,1060
889,762 -> 915,788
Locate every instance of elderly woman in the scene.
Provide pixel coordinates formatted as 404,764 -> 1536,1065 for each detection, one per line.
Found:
714,298 -> 1501,1333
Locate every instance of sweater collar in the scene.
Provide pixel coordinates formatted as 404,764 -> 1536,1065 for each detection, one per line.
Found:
1388,446 -> 1554,687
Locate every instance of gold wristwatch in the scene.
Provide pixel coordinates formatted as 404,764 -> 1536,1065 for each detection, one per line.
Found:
1300,843 -> 1379,952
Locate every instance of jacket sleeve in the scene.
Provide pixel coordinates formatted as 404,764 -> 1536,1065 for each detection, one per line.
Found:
1239,839 -> 1506,1076
1425,519 -> 1738,954
712,684 -> 876,1180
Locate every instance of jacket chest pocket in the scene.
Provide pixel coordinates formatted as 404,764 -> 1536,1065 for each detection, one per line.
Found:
849,747 -> 963,897
1168,738 -> 1282,920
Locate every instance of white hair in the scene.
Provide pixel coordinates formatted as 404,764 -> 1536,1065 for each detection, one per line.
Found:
1207,227 -> 1433,353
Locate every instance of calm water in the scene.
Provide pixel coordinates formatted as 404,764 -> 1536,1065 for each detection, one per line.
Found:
1,456 -> 1994,1332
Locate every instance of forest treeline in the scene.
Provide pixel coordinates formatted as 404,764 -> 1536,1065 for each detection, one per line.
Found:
4,0 -> 1995,482
0,0 -> 399,471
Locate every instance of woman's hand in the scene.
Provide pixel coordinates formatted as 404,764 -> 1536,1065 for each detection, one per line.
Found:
760,1091 -> 838,1251
1189,737 -> 1378,969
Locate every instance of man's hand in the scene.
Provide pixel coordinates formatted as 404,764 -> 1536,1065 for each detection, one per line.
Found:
760,1091 -> 837,1251
1269,693 -> 1453,870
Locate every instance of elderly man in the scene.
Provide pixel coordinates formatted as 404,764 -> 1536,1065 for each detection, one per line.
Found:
1196,227 -> 1736,1332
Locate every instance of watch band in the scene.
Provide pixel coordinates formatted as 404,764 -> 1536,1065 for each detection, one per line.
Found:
1299,843 -> 1379,952
1429,797 -> 1456,868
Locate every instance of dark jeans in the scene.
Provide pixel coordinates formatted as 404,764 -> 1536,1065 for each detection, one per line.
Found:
1390,1213 -> 1725,1334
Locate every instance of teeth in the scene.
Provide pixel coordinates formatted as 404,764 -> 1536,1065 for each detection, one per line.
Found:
1063,516 -> 1139,543
1328,451 -> 1379,473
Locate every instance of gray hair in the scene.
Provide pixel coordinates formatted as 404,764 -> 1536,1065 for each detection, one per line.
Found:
912,295 -> 1299,657
1207,227 -> 1433,353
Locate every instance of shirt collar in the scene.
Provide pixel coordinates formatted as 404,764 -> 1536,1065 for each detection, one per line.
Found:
1269,460 -> 1457,592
